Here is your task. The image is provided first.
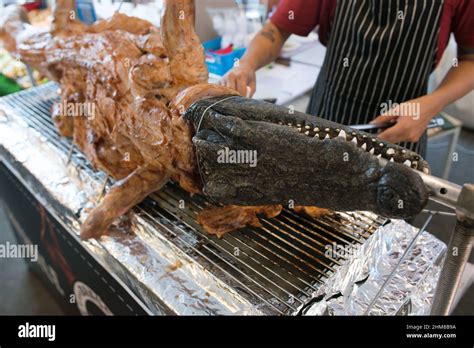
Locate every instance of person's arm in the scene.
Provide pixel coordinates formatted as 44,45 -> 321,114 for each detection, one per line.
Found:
430,52 -> 474,109
219,21 -> 291,97
373,52 -> 474,144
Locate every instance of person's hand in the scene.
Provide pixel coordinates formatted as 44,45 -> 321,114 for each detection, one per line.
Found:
371,95 -> 443,143
219,63 -> 257,97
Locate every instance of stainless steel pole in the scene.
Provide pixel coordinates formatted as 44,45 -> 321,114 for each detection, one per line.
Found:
431,184 -> 474,315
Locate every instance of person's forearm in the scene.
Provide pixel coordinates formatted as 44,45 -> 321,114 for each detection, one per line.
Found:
429,56 -> 474,112
374,55 -> 473,143
239,21 -> 290,71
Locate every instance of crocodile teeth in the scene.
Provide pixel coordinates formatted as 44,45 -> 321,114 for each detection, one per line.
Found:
304,131 -> 310,135
369,148 -> 375,154
386,148 -> 395,155
297,128 -> 302,132
361,143 -> 367,150
338,130 -> 347,139
351,137 -> 358,144
324,134 -> 330,140
315,133 -> 319,138
314,127 -> 320,132
376,154 -> 382,158
404,160 -> 412,167
305,125 -> 311,130
390,157 -> 394,162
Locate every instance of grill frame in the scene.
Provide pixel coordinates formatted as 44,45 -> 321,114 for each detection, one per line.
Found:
0,83 -> 389,315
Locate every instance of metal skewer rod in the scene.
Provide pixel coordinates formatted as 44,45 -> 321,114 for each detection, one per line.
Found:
416,171 -> 461,210
364,212 -> 435,314
431,184 -> 474,315
413,170 -> 473,315
378,157 -> 473,315
97,174 -> 110,203
116,0 -> 125,13
422,209 -> 456,217
378,157 -> 462,210
25,64 -> 37,87
65,141 -> 75,165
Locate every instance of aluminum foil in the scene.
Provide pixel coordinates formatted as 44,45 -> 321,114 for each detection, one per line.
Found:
299,220 -> 446,315
0,86 -> 447,315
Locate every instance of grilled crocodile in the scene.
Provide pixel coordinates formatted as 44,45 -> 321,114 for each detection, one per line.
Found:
0,0 -> 429,240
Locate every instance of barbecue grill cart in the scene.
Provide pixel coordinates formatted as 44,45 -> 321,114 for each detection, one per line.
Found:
0,83 -> 471,315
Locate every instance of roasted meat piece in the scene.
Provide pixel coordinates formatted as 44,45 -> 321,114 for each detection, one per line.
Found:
197,205 -> 283,238
0,0 -> 429,240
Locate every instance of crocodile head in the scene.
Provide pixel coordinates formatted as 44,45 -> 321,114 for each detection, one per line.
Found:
184,96 -> 429,219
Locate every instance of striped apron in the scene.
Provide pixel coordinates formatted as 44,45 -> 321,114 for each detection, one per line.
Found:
307,0 -> 444,157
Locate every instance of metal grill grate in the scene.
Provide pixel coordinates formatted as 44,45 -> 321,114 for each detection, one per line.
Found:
0,83 -> 388,314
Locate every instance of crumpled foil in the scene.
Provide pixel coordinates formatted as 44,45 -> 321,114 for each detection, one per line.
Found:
0,86 -> 446,315
300,220 -> 446,315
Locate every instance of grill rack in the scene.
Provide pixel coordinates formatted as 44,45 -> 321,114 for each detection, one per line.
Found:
0,83 -> 391,315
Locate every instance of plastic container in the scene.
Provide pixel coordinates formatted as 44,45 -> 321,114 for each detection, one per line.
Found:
76,0 -> 97,25
203,37 -> 246,76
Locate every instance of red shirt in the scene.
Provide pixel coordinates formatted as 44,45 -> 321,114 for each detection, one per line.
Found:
270,0 -> 474,66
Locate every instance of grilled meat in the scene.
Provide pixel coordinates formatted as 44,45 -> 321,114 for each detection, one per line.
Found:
0,0 -> 429,240
185,96 -> 430,219
197,205 -> 283,238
